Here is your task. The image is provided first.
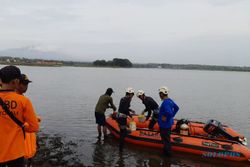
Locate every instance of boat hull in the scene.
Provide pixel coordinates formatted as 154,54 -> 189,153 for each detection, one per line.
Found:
106,116 -> 250,162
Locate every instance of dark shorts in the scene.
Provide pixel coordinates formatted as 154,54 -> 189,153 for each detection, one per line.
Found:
95,112 -> 106,126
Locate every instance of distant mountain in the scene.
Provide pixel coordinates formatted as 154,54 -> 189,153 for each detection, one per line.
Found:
0,46 -> 70,60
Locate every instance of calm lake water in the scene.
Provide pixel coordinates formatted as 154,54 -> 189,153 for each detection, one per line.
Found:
3,65 -> 250,166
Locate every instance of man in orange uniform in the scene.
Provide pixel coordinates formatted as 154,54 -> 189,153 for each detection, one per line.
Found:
16,74 -> 40,167
0,65 -> 39,167
16,74 -> 32,96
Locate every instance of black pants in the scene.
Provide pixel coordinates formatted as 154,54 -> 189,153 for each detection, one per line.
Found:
0,157 -> 24,167
148,113 -> 158,129
118,117 -> 127,151
160,128 -> 171,156
148,118 -> 157,129
119,128 -> 127,151
25,158 -> 32,167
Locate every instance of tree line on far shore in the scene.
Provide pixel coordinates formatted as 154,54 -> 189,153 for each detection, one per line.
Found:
1,56 -> 250,72
93,58 -> 133,67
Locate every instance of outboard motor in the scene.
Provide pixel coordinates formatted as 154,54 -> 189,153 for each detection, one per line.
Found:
204,119 -> 247,145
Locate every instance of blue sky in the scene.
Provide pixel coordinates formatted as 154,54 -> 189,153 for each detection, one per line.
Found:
0,0 -> 249,66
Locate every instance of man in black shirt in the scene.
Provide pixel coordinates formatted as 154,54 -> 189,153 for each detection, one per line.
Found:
136,90 -> 159,129
117,87 -> 135,151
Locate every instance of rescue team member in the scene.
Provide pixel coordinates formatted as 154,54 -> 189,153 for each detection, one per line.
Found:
16,74 -> 41,167
16,74 -> 32,95
0,65 -> 39,167
95,88 -> 116,139
136,90 -> 159,129
117,87 -> 135,152
158,86 -> 179,156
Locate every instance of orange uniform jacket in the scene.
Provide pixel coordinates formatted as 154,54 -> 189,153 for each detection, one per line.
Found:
0,91 -> 39,163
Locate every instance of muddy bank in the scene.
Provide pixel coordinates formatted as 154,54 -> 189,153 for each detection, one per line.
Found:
32,132 -> 84,167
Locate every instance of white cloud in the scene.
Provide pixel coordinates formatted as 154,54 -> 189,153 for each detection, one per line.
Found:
0,0 -> 249,65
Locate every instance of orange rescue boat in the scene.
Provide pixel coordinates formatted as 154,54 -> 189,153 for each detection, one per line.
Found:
106,115 -> 250,162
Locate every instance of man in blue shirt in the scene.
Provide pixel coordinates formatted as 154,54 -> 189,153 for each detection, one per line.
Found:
158,86 -> 179,156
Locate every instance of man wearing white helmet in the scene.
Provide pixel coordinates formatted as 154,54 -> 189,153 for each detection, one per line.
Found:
136,90 -> 159,129
158,86 -> 179,156
117,87 -> 135,151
